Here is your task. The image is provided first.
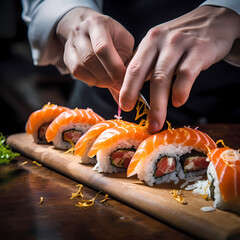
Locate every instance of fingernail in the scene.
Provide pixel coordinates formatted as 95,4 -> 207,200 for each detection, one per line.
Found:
120,102 -> 132,112
173,99 -> 182,108
148,120 -> 159,133
172,96 -> 183,108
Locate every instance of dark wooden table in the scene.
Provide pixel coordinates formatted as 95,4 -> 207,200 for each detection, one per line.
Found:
1,124 -> 240,240
0,156 -> 194,240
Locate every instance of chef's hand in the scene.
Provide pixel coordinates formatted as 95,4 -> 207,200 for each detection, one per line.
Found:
119,6 -> 240,132
56,7 -> 134,101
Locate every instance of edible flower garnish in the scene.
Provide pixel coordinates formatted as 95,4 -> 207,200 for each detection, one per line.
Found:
135,100 -> 148,121
216,139 -> 229,148
170,190 -> 187,205
42,102 -> 55,109
32,160 -> 42,166
39,197 -> 44,205
166,121 -> 174,134
138,119 -> 149,128
134,100 -> 149,128
221,149 -> 240,167
75,191 -> 102,208
202,181 -> 211,200
70,184 -> 110,208
100,194 -> 110,203
21,161 -> 28,166
0,133 -> 20,165
64,135 -> 75,154
70,184 -> 84,200
204,144 -> 211,153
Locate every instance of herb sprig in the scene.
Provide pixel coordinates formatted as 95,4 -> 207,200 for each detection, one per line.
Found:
0,133 -> 20,165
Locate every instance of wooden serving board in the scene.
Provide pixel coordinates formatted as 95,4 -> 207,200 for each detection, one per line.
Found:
7,130 -> 240,240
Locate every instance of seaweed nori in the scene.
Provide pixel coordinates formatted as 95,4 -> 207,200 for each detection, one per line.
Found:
209,173 -> 215,200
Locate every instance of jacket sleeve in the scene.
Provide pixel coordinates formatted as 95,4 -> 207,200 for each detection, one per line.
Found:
201,0 -> 240,67
21,0 -> 103,74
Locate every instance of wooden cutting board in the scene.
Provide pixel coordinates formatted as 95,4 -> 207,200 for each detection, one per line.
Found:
7,129 -> 240,240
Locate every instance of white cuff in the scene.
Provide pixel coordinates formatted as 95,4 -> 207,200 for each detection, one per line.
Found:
201,1 -> 240,67
27,0 -> 102,73
201,0 -> 240,14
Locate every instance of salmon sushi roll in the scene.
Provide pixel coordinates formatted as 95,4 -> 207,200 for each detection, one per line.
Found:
45,108 -> 104,150
25,103 -> 69,143
127,126 -> 216,186
87,124 -> 151,173
74,119 -> 133,164
207,147 -> 240,213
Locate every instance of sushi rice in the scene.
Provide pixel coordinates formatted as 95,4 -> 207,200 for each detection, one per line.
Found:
127,126 -> 216,186
94,138 -> 142,173
139,144 -> 207,186
186,161 -> 240,214
52,123 -> 91,150
208,161 -> 240,214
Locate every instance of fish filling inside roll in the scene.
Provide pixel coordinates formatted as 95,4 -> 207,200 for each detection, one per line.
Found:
154,156 -> 176,178
110,148 -> 135,169
180,150 -> 208,172
63,129 -> 83,144
38,122 -> 51,142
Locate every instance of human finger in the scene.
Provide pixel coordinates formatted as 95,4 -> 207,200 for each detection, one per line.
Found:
119,41 -> 158,111
148,47 -> 184,132
63,40 -> 98,86
73,31 -> 116,89
89,21 -> 132,88
171,50 -> 204,108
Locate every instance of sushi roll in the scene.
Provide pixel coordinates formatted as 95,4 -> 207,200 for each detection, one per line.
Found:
25,103 -> 69,143
206,147 -> 240,214
45,108 -> 104,150
74,119 -> 133,164
87,124 -> 151,173
127,126 -> 217,186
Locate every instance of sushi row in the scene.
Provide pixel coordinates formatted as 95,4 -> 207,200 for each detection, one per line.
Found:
26,103 -> 104,147
25,103 -> 240,214
25,103 -> 213,180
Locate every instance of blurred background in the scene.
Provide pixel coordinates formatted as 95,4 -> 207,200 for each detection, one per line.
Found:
0,0 -> 73,135
1,0 -> 240,136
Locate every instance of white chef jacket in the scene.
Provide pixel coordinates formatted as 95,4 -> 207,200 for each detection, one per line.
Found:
21,0 -> 240,73
21,0 -> 103,73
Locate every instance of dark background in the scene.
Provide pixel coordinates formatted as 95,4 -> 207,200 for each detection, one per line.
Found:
1,0 -> 239,136
0,0 -> 74,135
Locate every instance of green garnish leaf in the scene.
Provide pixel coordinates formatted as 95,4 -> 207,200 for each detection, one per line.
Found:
0,133 -> 20,165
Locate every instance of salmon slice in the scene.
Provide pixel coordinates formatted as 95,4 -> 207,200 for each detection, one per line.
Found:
74,119 -> 134,158
207,147 -> 240,201
127,126 -> 217,177
45,108 -> 104,143
87,124 -> 151,158
25,103 -> 69,143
